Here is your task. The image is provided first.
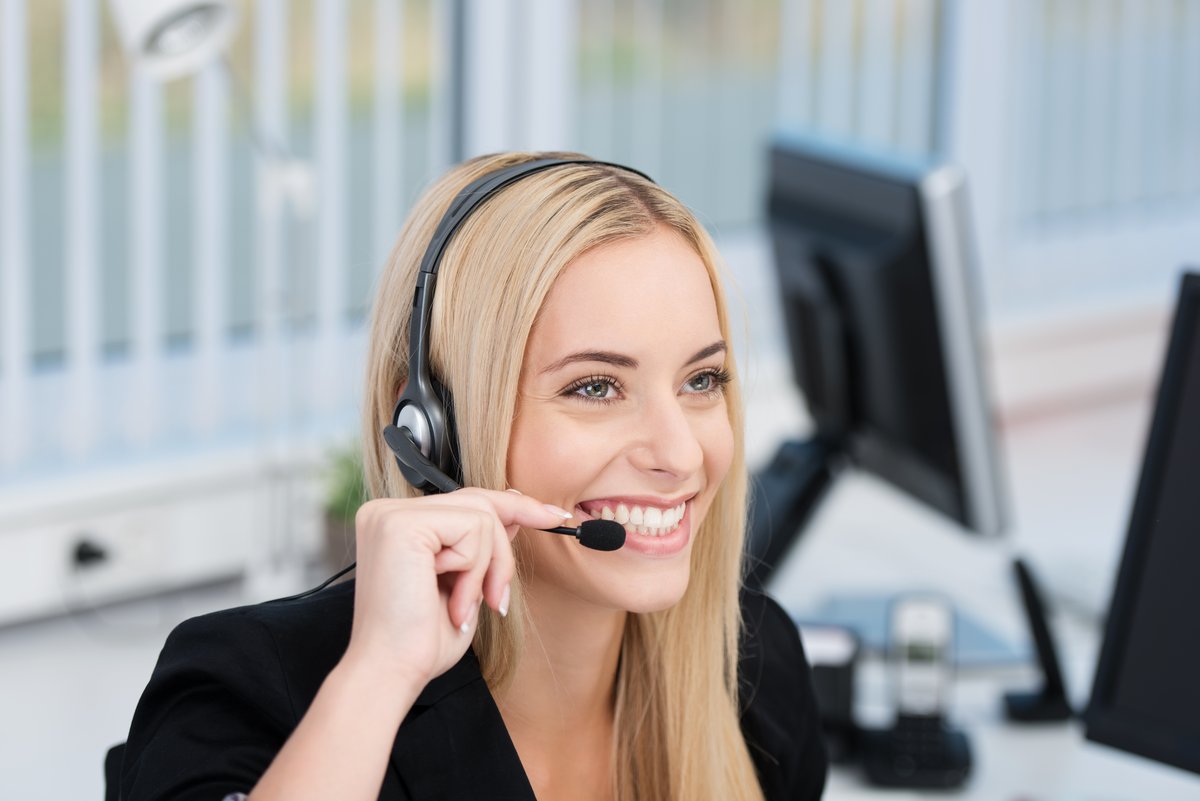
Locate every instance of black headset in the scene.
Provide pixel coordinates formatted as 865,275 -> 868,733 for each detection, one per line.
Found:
387,157 -> 653,494
279,159 -> 652,600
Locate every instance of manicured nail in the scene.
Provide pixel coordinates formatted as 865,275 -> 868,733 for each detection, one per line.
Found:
460,600 -> 480,634
499,584 -> 511,618
543,504 -> 572,519
506,488 -> 523,495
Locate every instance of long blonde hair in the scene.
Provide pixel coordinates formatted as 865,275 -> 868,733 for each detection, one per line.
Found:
362,153 -> 764,801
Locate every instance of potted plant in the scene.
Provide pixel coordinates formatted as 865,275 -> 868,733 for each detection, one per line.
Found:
323,441 -> 367,570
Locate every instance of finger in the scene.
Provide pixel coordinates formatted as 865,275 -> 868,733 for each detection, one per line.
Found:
419,507 -> 491,571
450,487 -> 573,531
428,510 -> 488,573
447,522 -> 493,631
482,515 -> 515,614
432,547 -> 475,574
437,572 -> 476,635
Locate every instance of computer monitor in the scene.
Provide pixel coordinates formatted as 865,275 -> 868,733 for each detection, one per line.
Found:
747,135 -> 1008,587
1084,270 -> 1200,776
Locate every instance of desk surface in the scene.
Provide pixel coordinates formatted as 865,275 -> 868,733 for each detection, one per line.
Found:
763,396 -> 1200,800
815,661 -> 1200,801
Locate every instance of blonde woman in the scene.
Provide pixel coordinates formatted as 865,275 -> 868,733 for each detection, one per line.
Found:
118,153 -> 828,801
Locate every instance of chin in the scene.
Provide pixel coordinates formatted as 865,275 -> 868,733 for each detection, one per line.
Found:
612,569 -> 691,614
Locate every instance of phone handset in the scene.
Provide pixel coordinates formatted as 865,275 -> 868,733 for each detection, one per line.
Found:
860,594 -> 973,789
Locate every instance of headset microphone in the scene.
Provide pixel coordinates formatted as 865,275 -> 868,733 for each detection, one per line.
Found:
383,425 -> 626,552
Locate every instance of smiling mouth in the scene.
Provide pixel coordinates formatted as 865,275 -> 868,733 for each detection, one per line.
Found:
578,500 -> 687,538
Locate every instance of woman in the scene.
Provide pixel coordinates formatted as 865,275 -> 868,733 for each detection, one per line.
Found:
118,153 -> 827,801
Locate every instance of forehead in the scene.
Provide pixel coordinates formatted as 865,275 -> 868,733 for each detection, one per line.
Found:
525,226 -> 723,364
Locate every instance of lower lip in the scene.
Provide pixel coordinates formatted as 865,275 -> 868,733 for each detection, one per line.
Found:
575,503 -> 693,558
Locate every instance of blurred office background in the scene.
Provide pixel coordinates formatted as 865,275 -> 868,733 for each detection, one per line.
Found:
1,0 -> 1198,798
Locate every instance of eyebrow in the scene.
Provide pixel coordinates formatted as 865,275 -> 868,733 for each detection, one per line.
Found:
540,340 -> 726,374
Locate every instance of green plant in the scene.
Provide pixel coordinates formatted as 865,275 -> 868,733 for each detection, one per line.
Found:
324,441 -> 367,525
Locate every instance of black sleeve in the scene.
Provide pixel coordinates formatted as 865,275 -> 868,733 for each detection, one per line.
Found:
119,609 -> 298,801
740,591 -> 829,801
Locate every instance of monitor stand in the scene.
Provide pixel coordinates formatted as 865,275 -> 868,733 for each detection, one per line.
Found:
744,436 -> 840,591
1004,557 -> 1074,722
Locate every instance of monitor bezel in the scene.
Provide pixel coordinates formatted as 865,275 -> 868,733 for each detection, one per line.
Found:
918,164 -> 1007,536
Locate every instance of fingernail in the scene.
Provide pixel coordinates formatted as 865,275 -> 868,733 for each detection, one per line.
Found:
499,584 -> 511,618
506,488 -> 523,495
460,600 -> 480,634
543,504 -> 572,519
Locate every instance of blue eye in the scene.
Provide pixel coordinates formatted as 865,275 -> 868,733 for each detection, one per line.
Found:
682,368 -> 731,396
578,380 -> 613,398
564,375 -> 622,403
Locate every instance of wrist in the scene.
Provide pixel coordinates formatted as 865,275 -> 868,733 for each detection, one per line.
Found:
248,650 -> 421,800
331,649 -> 428,714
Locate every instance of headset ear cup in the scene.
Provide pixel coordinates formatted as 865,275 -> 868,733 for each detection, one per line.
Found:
391,379 -> 462,494
391,395 -> 438,493
434,383 -> 463,487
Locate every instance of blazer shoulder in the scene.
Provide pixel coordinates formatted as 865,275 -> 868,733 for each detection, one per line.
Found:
739,588 -> 829,801
738,588 -> 810,714
227,578 -> 355,695
119,581 -> 356,800
135,579 -> 355,733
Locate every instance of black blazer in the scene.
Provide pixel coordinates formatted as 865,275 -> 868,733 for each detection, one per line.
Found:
118,581 -> 827,800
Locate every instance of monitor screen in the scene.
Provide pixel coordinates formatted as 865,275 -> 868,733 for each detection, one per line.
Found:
1085,271 -> 1200,776
765,136 -> 1006,536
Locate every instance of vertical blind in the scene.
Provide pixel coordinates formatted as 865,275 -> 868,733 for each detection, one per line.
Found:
2,0 -> 1198,481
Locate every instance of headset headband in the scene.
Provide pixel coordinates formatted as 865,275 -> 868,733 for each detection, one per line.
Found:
393,157 -> 654,493
417,157 -> 654,277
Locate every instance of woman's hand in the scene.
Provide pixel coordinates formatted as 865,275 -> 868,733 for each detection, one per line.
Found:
249,489 -> 568,801
340,488 -> 570,691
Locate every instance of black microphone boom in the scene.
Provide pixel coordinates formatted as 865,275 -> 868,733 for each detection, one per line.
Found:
383,424 -> 460,494
383,425 -> 626,552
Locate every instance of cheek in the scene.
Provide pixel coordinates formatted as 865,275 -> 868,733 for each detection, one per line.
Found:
507,411 -> 609,498
704,411 -> 735,485
695,411 -> 736,518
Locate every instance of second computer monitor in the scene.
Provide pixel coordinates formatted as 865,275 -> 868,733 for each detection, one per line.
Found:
766,135 -> 1006,537
1085,271 -> 1200,776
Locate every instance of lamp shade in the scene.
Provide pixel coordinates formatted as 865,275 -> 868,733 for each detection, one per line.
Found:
108,0 -> 238,81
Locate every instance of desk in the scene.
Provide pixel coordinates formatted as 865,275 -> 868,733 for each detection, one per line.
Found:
763,397 -> 1200,800
811,660 -> 1200,800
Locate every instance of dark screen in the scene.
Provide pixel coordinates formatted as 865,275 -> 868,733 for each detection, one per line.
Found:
767,144 -> 965,524
1086,274 -> 1200,775
1110,304 -> 1200,728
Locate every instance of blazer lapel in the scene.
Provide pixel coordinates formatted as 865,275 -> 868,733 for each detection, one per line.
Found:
389,650 -> 538,800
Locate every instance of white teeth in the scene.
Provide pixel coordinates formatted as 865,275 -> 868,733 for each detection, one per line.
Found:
591,501 -> 687,537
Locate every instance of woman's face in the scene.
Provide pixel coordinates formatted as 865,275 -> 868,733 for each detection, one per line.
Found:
507,225 -> 734,614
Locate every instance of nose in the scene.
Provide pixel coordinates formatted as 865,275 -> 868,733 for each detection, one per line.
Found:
627,392 -> 705,480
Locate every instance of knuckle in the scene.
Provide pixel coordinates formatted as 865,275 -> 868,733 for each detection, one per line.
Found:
354,499 -> 383,530
453,486 -> 486,505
